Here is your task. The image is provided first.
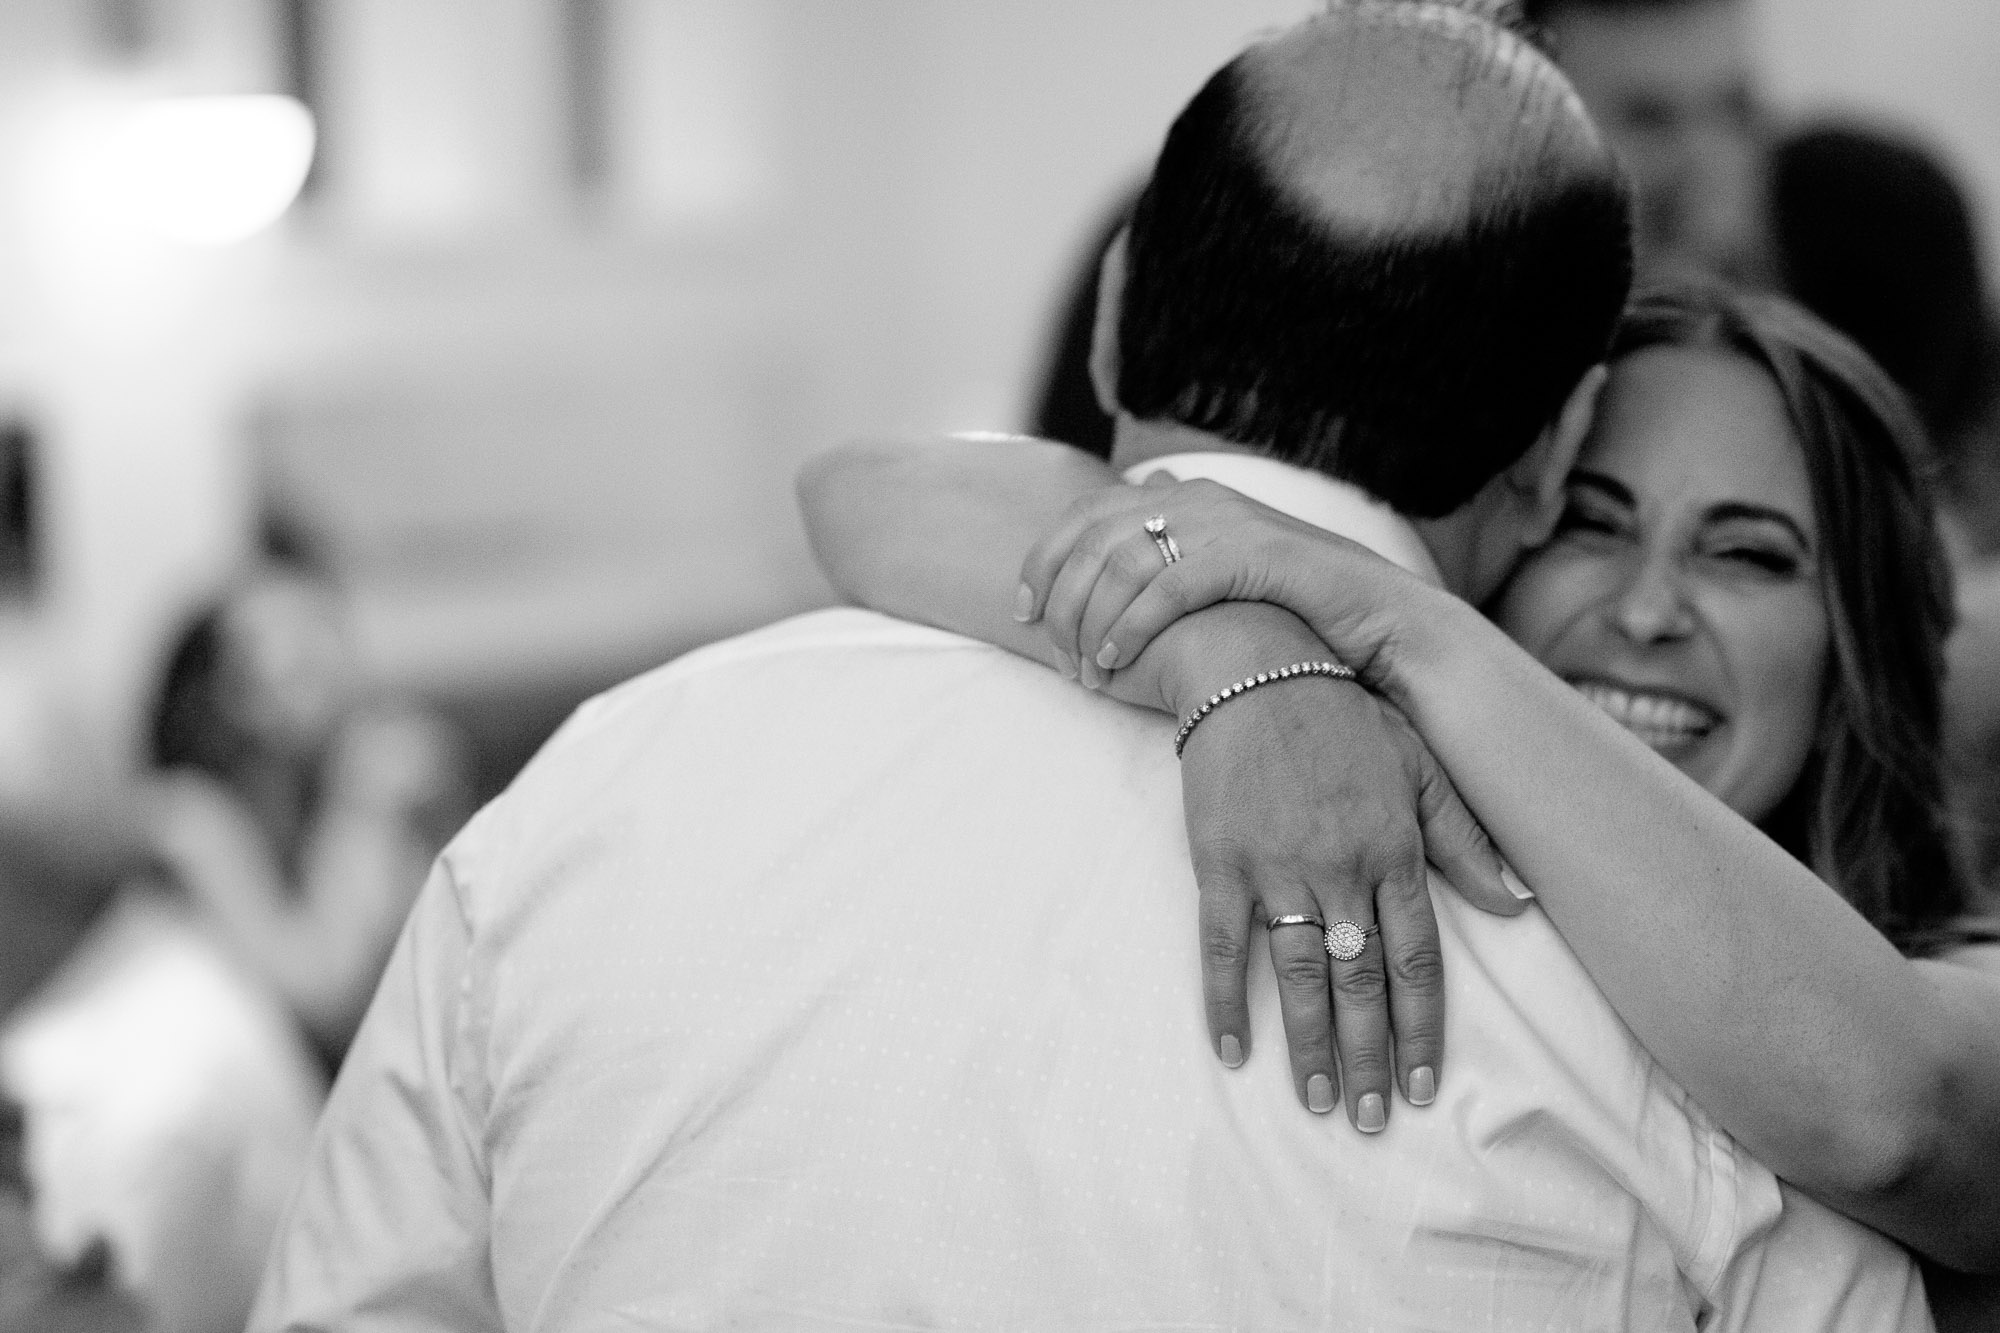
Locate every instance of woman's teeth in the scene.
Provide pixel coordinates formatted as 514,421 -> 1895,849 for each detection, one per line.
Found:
1573,682 -> 1719,751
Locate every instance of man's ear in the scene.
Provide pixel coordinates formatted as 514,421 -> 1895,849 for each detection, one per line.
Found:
1087,229 -> 1130,418
1508,364 -> 1607,546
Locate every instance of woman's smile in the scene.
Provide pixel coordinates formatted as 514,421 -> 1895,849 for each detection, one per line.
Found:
1568,676 -> 1722,758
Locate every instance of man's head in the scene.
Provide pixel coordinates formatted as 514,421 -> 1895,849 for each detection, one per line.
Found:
1092,1 -> 1632,600
1522,0 -> 1766,280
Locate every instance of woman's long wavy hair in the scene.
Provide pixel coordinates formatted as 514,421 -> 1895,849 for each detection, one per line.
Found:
1611,285 -> 1975,954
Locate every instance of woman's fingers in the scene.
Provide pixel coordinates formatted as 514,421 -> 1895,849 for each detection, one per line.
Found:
1018,488 -> 1165,623
1195,869 -> 1256,1068
1373,853 -> 1447,1112
1076,534 -> 1174,688
1096,563 -> 1237,672
1409,735 -> 1523,917
1263,902 -> 1343,1115
1323,912 -> 1396,1132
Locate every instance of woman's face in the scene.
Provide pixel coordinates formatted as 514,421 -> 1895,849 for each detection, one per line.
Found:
1494,345 -> 1830,823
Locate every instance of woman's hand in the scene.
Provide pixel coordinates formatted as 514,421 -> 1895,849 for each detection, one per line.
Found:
1016,476 -> 1423,695
1166,618 -> 1521,1130
1048,482 -> 1527,1130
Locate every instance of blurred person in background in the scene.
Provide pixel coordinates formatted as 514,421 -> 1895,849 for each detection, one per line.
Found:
1770,122 -> 2000,561
1521,0 -> 1771,283
0,605 -> 326,1330
146,518 -> 473,1067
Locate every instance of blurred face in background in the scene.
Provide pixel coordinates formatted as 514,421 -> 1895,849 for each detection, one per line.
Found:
1543,0 -> 1769,283
216,569 -> 357,759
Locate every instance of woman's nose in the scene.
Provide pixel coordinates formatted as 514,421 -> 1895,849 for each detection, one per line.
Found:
1609,555 -> 1696,644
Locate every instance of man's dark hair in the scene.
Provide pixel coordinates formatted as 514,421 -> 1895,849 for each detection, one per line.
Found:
1116,35 -> 1632,518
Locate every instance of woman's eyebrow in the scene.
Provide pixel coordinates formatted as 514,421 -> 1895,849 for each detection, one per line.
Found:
1704,502 -> 1813,548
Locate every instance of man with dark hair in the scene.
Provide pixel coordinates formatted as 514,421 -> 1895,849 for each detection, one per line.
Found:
254,8 -> 1923,1328
1114,22 -> 1629,517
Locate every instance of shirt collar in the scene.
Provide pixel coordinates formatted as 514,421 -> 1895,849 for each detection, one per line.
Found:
1121,452 -> 1443,586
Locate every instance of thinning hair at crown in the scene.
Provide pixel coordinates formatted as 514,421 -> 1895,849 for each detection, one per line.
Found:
1114,1 -> 1633,516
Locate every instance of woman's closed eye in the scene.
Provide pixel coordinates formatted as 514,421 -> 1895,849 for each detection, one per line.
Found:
1553,492 -> 1632,543
1709,543 -> 1801,576
1700,514 -> 1811,580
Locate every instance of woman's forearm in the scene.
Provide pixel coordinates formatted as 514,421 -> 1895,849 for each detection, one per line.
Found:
1379,591 -> 2000,1269
798,438 -> 1116,673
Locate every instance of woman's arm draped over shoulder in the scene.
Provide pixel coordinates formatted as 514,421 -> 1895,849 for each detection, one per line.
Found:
795,438 -> 1524,1135
1393,595 -> 2000,1271
1028,486 -> 2000,1271
798,437 -> 1117,674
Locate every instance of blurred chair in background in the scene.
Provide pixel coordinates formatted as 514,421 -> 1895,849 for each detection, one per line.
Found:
146,517 -> 473,1067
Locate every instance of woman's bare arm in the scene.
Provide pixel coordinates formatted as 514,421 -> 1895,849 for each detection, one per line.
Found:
798,437 -> 1117,676
796,438 -> 1520,1134
1398,594 -> 2000,1272
1025,480 -> 2000,1270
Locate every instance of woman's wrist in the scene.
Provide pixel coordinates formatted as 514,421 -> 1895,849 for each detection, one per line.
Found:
1137,603 -> 1334,723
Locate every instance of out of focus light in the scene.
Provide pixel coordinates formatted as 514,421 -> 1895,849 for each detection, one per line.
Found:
93,95 -> 316,246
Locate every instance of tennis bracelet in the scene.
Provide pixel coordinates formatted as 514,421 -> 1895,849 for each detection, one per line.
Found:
1172,660 -> 1358,758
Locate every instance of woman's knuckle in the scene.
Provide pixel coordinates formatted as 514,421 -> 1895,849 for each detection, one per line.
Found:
1201,931 -> 1250,973
1331,963 -> 1389,1004
1190,837 -> 1256,880
1276,951 -> 1330,992
1342,1047 -> 1393,1082
1112,540 -> 1155,581
1388,940 -> 1445,991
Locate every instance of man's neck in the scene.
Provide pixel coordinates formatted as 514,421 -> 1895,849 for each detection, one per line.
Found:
1107,416 -> 1246,474
1107,415 -> 1477,598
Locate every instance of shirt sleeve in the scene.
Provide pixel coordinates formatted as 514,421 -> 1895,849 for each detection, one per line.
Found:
1702,1183 -> 1932,1333
248,855 -> 502,1333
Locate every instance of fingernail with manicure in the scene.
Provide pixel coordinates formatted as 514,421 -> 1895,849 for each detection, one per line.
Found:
1501,864 -> 1535,900
1307,1074 -> 1335,1113
1013,584 -> 1036,622
1218,1035 -> 1243,1068
1408,1066 -> 1436,1106
1357,1092 -> 1386,1133
1057,654 -> 1079,681
1095,641 -> 1119,670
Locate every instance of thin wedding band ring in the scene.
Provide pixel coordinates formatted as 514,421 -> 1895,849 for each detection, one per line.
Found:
1324,920 -> 1379,962
1267,913 -> 1325,931
1143,515 -> 1183,566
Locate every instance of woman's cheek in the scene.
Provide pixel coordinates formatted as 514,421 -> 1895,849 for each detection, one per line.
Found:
1721,591 -> 1831,807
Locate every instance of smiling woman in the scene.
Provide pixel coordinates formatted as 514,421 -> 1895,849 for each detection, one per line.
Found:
978,284 -> 2000,1270
1494,292 -> 1972,955
797,283 -> 2000,1285
1504,346 -> 1833,816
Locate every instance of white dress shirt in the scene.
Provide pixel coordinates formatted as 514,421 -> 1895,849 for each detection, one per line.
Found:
254,453 -> 1930,1332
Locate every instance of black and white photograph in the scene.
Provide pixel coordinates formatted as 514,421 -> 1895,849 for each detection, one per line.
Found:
0,1 -> 1995,1329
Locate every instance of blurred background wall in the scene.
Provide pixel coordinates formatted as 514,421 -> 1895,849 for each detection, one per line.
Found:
0,0 -> 1988,797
